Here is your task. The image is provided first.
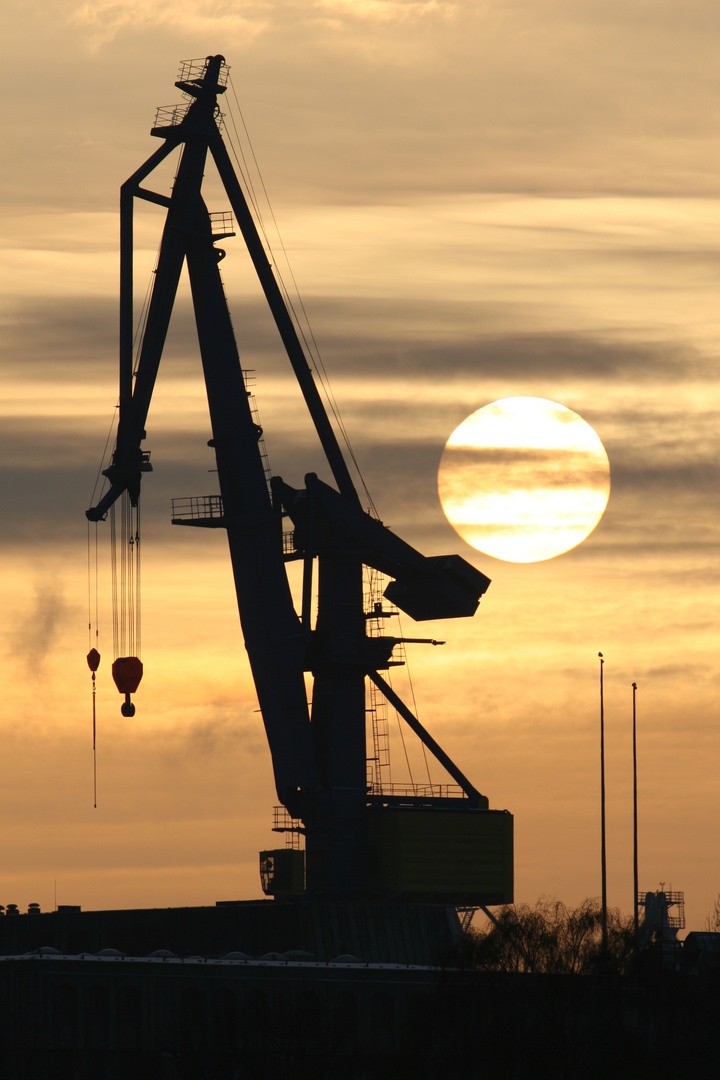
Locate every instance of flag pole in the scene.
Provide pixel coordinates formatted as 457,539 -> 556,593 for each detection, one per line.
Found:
599,652 -> 608,951
632,681 -> 639,942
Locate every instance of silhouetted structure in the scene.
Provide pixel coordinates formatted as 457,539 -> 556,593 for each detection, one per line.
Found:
0,900 -> 458,965
85,54 -> 512,905
638,888 -> 686,970
1,945 -> 719,1079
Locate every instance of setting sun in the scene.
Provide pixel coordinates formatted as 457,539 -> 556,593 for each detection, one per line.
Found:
438,397 -> 611,563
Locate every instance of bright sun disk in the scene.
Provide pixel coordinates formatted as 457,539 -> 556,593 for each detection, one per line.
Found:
438,396 -> 611,563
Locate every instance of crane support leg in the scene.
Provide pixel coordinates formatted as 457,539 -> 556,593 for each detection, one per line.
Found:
305,553 -> 368,893
185,226 -> 321,809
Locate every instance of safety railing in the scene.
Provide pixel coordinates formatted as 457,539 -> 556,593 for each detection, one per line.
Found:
282,529 -> 299,556
171,495 -> 224,522
637,890 -> 686,929
210,211 -> 235,238
366,782 -> 467,800
177,57 -> 229,88
272,806 -> 304,850
153,103 -> 191,129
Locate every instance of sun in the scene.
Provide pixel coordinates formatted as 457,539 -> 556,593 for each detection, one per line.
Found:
438,397 -> 611,563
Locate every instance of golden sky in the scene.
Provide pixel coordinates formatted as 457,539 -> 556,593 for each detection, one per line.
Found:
1,1 -> 718,931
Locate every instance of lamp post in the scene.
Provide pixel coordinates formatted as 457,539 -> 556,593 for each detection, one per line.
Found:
599,652 -> 607,952
632,682 -> 639,942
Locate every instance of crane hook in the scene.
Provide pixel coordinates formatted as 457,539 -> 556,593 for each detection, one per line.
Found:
111,656 -> 143,717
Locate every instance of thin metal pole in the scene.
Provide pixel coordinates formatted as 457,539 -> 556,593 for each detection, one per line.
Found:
92,673 -> 97,809
599,652 -> 608,951
632,682 -> 639,941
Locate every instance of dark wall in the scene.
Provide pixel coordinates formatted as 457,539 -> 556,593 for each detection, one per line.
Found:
0,899 -> 459,966
0,957 -> 718,1080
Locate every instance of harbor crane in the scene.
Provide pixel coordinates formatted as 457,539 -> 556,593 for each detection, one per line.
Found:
87,55 -> 512,903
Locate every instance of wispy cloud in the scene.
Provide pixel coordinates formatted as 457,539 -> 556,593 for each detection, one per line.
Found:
7,577 -> 76,675
71,1 -> 267,49
314,0 -> 457,24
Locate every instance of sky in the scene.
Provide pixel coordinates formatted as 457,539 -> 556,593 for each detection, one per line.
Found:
1,1 -> 718,934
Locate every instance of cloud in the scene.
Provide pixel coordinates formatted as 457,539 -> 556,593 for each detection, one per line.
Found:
7,577 -> 77,675
268,305 -> 714,385
6,1 -> 716,214
71,1 -> 267,49
642,662 -> 717,682
4,294 -> 713,406
439,446 -> 610,491
315,0 -> 457,25
1,280 -> 715,570
147,708 -> 268,768
608,460 -> 719,495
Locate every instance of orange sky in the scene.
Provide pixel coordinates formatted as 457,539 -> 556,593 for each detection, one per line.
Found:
1,2 -> 718,933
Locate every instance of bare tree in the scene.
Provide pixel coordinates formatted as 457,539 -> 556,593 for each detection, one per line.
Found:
705,894 -> 720,932
464,897 -> 635,974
